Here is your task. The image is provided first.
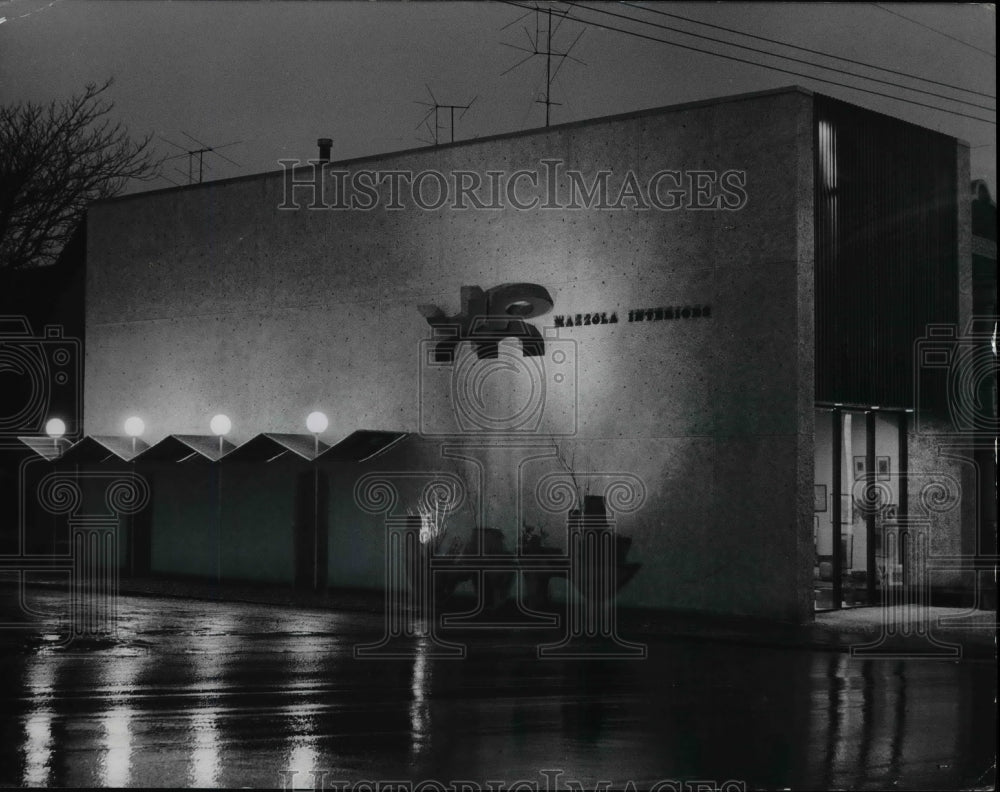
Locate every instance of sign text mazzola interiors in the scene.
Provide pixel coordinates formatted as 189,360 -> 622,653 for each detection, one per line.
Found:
419,284 -> 711,362
554,304 -> 711,327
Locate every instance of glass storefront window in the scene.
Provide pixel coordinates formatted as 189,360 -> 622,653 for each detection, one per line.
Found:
813,407 -> 904,610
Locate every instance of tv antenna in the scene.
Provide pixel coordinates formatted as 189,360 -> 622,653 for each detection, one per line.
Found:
414,85 -> 478,146
158,132 -> 245,184
500,4 -> 585,127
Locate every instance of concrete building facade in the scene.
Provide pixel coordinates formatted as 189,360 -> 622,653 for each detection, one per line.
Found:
81,87 -> 980,622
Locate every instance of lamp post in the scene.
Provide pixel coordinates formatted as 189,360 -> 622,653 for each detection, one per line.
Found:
306,411 -> 328,457
124,416 -> 145,456
43,418 -> 67,570
45,418 -> 66,457
209,414 -> 232,457
123,416 -> 145,577
305,411 -> 328,591
209,414 -> 231,586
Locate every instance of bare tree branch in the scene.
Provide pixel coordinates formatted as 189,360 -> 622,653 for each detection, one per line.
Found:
0,78 -> 162,269
554,442 -> 585,510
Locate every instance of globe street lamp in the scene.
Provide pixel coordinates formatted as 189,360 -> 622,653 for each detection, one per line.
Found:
45,417 -> 66,457
210,414 -> 231,456
306,411 -> 328,457
124,416 -> 145,455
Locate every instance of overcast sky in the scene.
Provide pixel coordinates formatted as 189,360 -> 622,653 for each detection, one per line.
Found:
1,1 -> 995,195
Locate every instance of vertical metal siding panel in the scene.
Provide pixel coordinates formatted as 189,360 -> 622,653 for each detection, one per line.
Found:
869,118 -> 876,403
880,117 -> 890,406
882,118 -> 891,405
815,116 -> 825,401
813,96 -> 958,408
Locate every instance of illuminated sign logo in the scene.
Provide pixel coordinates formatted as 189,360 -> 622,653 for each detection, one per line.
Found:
418,283 -> 554,363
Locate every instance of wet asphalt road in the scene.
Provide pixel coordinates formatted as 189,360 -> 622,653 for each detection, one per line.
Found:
0,590 -> 995,790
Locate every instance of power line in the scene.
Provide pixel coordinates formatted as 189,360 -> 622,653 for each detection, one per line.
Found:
871,3 -> 995,59
621,1 -> 995,99
494,0 -> 995,125
560,0 -> 994,111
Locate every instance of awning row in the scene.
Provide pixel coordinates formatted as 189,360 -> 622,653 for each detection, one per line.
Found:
16,430 -> 408,465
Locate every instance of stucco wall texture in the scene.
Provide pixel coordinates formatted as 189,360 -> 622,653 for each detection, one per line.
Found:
87,88 -> 817,621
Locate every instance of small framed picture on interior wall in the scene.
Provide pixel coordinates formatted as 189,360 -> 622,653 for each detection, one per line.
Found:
877,456 -> 890,480
853,456 -> 866,480
814,484 -> 827,511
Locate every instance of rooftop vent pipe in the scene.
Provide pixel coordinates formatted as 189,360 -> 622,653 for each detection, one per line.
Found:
317,138 -> 332,162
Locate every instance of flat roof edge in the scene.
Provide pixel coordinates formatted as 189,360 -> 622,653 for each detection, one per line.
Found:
94,85 -> 815,207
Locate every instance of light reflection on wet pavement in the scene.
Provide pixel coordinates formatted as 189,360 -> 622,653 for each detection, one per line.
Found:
0,590 -> 995,789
